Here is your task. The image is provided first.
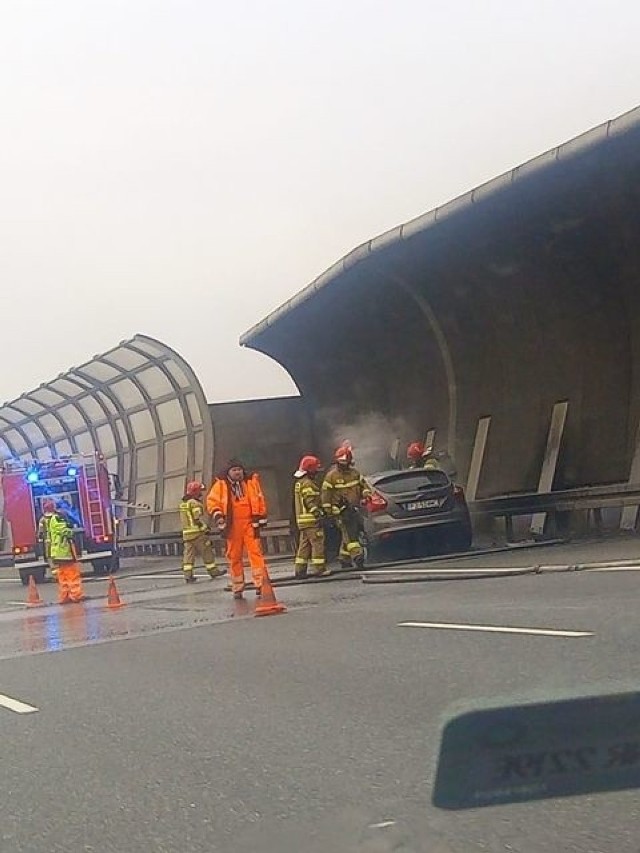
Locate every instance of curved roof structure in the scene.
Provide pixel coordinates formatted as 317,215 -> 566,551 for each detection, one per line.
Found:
0,335 -> 212,537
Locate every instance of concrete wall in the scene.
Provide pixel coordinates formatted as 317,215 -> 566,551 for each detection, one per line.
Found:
209,396 -> 315,519
242,108 -> 640,498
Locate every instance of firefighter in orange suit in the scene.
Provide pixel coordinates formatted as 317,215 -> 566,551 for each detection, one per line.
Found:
206,459 -> 268,599
49,508 -> 86,603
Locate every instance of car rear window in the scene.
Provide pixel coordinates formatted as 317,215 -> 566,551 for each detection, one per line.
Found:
374,470 -> 450,494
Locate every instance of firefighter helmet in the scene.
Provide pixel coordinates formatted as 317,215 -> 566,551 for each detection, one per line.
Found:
41,498 -> 56,513
407,441 -> 424,461
334,446 -> 353,465
298,455 -> 322,474
185,481 -> 205,498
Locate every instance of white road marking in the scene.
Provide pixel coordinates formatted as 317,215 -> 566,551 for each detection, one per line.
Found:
0,693 -> 38,714
369,820 -> 396,829
398,621 -> 593,638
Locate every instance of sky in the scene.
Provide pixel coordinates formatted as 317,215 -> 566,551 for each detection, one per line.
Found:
0,0 -> 638,405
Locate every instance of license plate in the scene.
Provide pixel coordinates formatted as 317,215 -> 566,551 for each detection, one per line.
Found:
405,498 -> 441,511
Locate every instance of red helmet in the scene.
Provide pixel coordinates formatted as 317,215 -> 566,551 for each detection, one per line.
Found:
42,498 -> 56,513
185,481 -> 205,498
407,441 -> 424,461
298,455 -> 322,474
334,446 -> 353,465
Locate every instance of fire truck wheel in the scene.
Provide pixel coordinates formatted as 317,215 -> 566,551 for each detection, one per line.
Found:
19,567 -> 46,586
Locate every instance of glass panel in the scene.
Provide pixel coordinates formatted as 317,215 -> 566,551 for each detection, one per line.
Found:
75,432 -> 95,454
129,339 -> 163,357
0,437 -> 12,459
55,439 -> 73,456
163,475 -> 185,510
134,481 -> 156,510
96,424 -> 116,457
136,445 -> 158,478
164,436 -> 187,473
156,400 -> 184,435
77,396 -> 107,421
110,378 -> 144,408
21,421 -> 47,447
57,405 -> 87,433
194,431 -> 204,469
165,360 -> 191,389
130,410 -> 154,442
36,446 -> 52,461
37,414 -> 65,440
29,387 -> 65,406
0,406 -> 28,423
136,367 -> 173,398
12,398 -> 44,416
105,348 -> 147,371
80,361 -> 120,381
2,429 -> 27,453
95,391 -> 119,416
185,393 -> 202,427
120,452 -> 131,482
49,378 -> 84,397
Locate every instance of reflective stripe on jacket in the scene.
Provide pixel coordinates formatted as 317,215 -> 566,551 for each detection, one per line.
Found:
206,474 -> 267,530
179,497 -> 207,542
293,474 -> 323,529
321,465 -> 372,514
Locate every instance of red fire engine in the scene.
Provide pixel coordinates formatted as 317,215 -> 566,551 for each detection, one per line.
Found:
1,452 -> 119,585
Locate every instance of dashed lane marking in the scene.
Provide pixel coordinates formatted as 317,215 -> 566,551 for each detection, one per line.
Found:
0,693 -> 38,714
398,621 -> 593,638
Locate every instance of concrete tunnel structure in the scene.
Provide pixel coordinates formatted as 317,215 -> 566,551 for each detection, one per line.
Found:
241,105 -> 640,500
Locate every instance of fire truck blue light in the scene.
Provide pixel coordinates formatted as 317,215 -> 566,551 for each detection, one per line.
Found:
27,471 -> 39,483
66,466 -> 78,477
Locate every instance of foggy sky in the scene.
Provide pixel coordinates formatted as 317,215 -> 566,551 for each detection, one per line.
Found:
1,0 -> 638,405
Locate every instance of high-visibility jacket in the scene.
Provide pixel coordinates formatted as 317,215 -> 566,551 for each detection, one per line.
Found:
206,474 -> 267,531
293,474 -> 323,529
179,497 -> 208,541
49,514 -> 75,563
321,465 -> 372,515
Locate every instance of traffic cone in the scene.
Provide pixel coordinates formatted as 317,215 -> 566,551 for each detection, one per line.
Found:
26,574 -> 44,608
255,567 -> 286,617
106,575 -> 125,609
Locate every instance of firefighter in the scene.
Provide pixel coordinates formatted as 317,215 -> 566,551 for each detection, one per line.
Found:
49,507 -> 86,603
206,459 -> 268,599
293,455 -> 330,579
406,441 -> 440,470
179,481 -> 224,584
37,497 -> 57,579
322,446 -> 372,569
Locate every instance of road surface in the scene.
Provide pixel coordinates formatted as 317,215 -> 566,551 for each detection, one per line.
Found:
0,537 -> 639,852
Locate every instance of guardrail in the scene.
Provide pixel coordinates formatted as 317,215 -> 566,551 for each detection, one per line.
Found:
469,482 -> 640,540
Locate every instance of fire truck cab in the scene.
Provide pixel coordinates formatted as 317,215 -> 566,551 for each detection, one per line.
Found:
1,452 -> 119,585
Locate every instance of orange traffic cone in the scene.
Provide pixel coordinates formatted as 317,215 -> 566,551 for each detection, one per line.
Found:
26,574 -> 44,608
106,575 -> 125,609
255,567 -> 286,617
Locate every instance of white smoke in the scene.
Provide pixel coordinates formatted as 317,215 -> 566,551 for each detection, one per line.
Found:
328,411 -> 416,475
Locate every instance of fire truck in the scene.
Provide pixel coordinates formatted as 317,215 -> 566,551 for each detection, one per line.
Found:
1,452 -> 119,585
